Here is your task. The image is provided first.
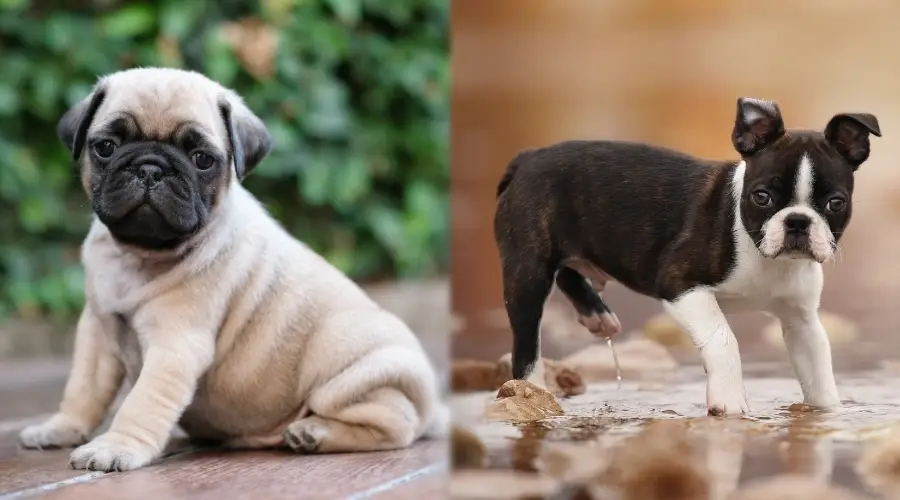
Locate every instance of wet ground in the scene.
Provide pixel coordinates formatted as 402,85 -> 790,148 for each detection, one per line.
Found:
450,362 -> 900,499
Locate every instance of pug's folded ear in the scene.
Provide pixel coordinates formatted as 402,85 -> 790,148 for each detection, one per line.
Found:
218,92 -> 272,181
57,84 -> 107,161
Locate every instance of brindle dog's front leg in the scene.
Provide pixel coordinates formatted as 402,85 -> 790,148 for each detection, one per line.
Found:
663,289 -> 749,416
772,304 -> 841,408
68,302 -> 215,472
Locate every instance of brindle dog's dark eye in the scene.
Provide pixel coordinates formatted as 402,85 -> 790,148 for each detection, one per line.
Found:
192,152 -> 214,170
826,197 -> 846,213
92,140 -> 116,159
751,190 -> 772,207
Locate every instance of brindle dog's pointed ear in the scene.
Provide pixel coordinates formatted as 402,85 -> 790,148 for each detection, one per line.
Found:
731,97 -> 786,157
825,113 -> 881,170
57,84 -> 107,161
218,93 -> 272,181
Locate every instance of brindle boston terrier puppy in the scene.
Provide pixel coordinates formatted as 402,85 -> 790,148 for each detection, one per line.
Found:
494,98 -> 880,416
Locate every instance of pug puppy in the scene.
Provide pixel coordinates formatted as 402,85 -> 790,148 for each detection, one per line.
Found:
18,68 -> 447,472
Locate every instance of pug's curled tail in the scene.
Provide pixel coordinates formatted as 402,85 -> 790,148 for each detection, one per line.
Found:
496,148 -> 536,198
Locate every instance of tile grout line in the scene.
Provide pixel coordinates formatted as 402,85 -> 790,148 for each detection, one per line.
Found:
0,446 -> 198,499
0,472 -> 106,500
343,461 -> 448,500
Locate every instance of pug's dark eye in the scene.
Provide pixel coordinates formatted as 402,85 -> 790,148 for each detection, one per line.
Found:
826,197 -> 846,213
751,190 -> 772,207
92,140 -> 116,159
192,152 -> 214,170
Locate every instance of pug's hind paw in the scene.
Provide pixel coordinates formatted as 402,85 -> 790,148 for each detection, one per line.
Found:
284,417 -> 330,454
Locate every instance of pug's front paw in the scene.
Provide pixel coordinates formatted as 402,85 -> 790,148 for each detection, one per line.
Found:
19,414 -> 90,450
69,432 -> 157,472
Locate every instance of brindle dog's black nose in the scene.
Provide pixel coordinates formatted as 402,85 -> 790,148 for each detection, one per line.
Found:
137,164 -> 163,187
784,213 -> 811,233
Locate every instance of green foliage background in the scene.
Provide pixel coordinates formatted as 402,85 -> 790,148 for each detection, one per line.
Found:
0,0 -> 449,321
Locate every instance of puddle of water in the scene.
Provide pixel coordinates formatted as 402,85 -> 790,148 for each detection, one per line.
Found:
451,366 -> 900,499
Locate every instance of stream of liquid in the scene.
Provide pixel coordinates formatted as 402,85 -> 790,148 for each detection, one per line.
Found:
607,337 -> 622,392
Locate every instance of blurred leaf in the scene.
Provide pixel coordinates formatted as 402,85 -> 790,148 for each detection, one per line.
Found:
303,79 -> 351,139
160,0 -> 207,38
0,81 -> 18,115
100,3 -> 157,38
204,30 -> 239,85
0,0 -> 25,11
326,0 -> 361,26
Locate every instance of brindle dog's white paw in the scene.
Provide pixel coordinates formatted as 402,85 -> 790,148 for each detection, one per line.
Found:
19,414 -> 89,450
68,432 -> 156,472
283,417 -> 330,454
707,380 -> 749,416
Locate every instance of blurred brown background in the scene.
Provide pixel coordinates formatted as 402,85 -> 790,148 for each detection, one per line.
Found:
451,0 -> 900,367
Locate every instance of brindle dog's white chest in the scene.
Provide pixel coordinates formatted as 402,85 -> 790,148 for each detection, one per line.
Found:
713,254 -> 822,314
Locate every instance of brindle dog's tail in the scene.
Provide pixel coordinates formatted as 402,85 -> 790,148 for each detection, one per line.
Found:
496,148 -> 536,198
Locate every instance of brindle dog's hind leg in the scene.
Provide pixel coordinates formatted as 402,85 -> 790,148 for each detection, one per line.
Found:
555,267 -> 621,338
501,255 -> 556,386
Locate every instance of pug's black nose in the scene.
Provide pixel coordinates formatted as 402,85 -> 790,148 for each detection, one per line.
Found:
784,213 -> 811,233
137,164 -> 163,186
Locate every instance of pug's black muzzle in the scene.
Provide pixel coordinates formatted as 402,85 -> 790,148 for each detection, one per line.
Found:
94,144 -> 206,250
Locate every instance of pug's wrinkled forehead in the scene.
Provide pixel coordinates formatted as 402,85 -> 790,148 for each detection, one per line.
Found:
92,69 -> 231,150
59,67 -> 272,181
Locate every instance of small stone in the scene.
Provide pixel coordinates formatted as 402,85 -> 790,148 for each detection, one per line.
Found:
563,339 -> 679,383
485,380 -> 564,423
762,311 -> 858,349
451,424 -> 487,469
642,313 -> 694,349
552,365 -> 587,397
451,470 -> 562,499
730,474 -> 864,500
495,354 -> 587,398
537,442 -> 610,484
857,428 -> 900,496
451,359 -> 509,393
604,420 -> 709,500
